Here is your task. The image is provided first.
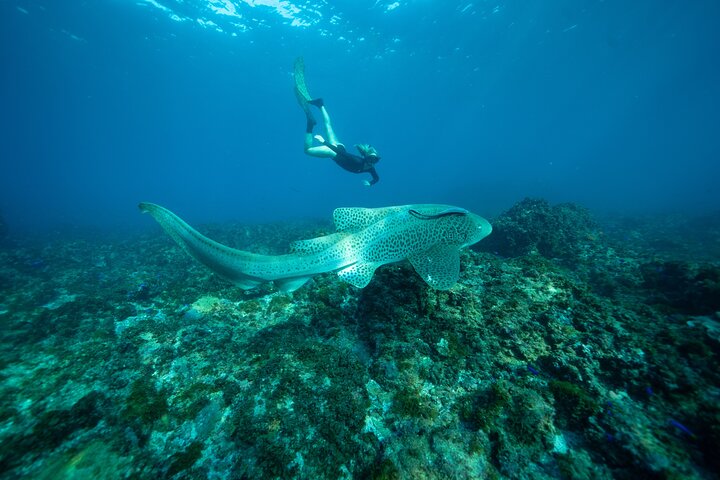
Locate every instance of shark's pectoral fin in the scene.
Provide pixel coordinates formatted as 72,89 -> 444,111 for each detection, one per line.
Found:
275,276 -> 312,293
408,246 -> 461,290
337,262 -> 379,288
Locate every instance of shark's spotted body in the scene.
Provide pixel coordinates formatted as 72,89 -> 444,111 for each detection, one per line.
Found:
140,203 -> 492,292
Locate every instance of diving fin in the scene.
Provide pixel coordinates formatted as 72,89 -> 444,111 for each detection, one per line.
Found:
308,98 -> 324,108
293,57 -> 315,123
293,57 -> 312,102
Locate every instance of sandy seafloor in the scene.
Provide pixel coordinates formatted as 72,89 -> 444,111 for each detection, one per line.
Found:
0,198 -> 719,479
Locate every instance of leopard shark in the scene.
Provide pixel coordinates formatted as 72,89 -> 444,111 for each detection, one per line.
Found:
139,202 -> 492,292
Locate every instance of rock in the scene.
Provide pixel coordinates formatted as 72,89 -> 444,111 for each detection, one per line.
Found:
477,198 -> 599,263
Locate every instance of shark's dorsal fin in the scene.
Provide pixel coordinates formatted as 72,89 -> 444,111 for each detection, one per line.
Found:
333,208 -> 379,232
337,262 -> 379,288
289,232 -> 347,255
332,207 -> 399,232
408,245 -> 461,290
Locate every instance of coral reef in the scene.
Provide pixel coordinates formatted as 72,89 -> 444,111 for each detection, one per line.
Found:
0,201 -> 718,479
477,198 -> 599,263
640,261 -> 720,314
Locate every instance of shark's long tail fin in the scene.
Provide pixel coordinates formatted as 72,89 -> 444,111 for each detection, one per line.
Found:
139,202 -> 266,290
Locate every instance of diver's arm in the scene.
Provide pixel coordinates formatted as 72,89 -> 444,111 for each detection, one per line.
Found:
366,167 -> 380,186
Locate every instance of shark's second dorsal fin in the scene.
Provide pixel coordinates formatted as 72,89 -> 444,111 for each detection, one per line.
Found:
408,245 -> 461,290
289,232 -> 347,255
274,276 -> 312,292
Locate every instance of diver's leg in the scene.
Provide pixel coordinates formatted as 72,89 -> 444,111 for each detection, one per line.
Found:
303,119 -> 315,153
304,127 -> 336,158
318,106 -> 340,146
310,98 -> 340,146
303,101 -> 338,157
304,140 -> 336,158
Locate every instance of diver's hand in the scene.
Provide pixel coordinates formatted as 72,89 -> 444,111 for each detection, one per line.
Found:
313,134 -> 326,144
363,180 -> 371,187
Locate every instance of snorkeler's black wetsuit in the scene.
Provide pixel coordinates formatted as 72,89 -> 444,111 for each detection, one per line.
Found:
329,146 -> 380,185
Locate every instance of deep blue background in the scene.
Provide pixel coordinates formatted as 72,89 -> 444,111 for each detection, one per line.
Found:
1,0 -> 719,232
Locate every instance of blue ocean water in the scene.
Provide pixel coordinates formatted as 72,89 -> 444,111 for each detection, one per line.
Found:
3,3 -> 720,479
1,0 -> 718,232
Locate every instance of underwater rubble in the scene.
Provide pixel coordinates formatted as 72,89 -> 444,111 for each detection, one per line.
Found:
0,199 -> 718,479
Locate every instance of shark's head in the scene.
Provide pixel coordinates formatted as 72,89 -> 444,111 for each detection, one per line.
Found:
407,205 -> 492,248
464,212 -> 493,247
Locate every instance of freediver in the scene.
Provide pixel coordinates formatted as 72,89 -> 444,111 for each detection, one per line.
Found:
293,57 -> 381,187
